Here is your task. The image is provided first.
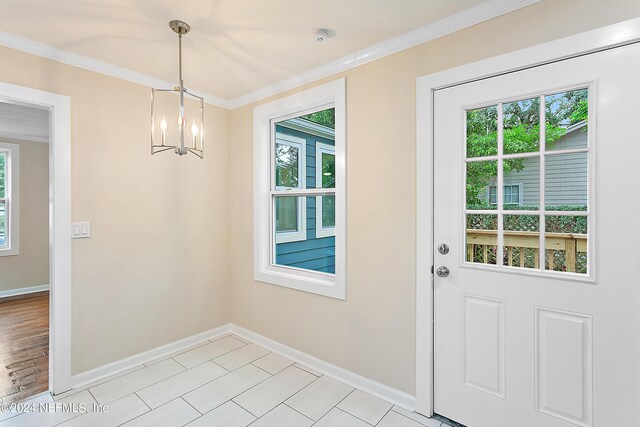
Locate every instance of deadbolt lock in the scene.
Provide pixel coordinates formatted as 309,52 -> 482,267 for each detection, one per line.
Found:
438,243 -> 450,255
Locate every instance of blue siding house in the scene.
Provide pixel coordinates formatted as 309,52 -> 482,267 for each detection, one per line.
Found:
274,118 -> 335,274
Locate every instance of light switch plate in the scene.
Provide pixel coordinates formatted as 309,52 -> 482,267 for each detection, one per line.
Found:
71,222 -> 91,239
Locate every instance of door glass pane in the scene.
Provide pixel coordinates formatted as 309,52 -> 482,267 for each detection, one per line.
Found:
503,157 -> 539,210
503,97 -> 540,155
466,105 -> 498,158
466,214 -> 497,265
545,215 -> 588,274
545,152 -> 588,211
275,196 -> 298,233
545,88 -> 588,152
274,196 -> 335,274
504,214 -> 539,269
467,160 -> 498,210
275,143 -> 299,188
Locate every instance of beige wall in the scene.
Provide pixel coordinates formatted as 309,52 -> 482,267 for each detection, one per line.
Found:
0,47 -> 231,374
0,139 -> 49,292
0,0 -> 637,390
229,0 -> 640,395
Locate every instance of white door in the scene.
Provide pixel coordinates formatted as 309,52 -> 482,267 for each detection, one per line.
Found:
433,43 -> 640,427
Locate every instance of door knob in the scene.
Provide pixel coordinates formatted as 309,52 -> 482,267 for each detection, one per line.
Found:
435,266 -> 450,278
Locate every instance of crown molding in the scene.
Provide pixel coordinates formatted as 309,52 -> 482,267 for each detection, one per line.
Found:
0,0 -> 539,110
226,0 -> 541,108
0,31 -> 233,109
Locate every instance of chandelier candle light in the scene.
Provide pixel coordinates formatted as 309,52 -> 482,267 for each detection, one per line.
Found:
151,20 -> 204,158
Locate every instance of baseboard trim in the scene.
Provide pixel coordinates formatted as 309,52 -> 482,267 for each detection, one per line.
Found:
68,322 -> 416,411
230,324 -> 416,411
0,284 -> 49,299
70,323 -> 232,389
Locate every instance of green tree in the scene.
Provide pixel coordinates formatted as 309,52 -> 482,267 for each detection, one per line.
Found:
466,89 -> 588,207
301,108 -> 335,129
570,99 -> 588,124
275,144 -> 299,188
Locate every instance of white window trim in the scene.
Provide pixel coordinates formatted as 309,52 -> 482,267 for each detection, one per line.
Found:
488,183 -> 523,205
274,132 -> 306,244
254,78 -> 346,300
315,142 -> 336,238
0,141 -> 19,256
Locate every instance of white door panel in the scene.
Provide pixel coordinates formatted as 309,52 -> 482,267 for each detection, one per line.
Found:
433,43 -> 640,427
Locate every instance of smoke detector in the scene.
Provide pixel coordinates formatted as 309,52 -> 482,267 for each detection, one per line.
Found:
314,29 -> 330,43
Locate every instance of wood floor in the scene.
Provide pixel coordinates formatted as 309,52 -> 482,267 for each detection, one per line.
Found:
0,291 -> 49,403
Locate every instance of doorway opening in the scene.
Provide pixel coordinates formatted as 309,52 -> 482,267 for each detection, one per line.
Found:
0,101 -> 51,401
0,80 -> 71,398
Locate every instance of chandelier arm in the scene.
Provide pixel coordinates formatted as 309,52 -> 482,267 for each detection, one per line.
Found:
186,148 -> 204,159
152,146 -> 178,154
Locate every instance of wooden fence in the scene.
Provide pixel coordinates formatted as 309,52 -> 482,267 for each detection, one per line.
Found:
466,229 -> 587,272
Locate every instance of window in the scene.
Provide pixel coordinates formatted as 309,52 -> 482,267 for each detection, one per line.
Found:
488,184 -> 522,205
316,142 -> 335,238
0,142 -> 19,256
274,133 -> 306,243
254,79 -> 346,299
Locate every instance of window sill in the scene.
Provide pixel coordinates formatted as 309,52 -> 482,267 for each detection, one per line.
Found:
275,231 -> 307,244
316,228 -> 336,239
255,265 -> 345,300
0,247 -> 19,257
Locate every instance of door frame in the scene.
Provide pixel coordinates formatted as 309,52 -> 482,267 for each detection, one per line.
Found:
415,17 -> 640,416
0,82 -> 72,394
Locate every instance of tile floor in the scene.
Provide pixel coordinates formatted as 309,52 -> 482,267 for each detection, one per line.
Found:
0,334 -> 447,427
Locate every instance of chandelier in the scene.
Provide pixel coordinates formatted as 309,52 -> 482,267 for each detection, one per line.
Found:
151,20 -> 204,158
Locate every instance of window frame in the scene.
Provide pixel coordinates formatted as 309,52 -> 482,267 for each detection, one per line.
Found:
274,132 -> 306,244
254,78 -> 346,299
488,183 -> 523,206
315,142 -> 336,238
463,87 -> 593,278
0,142 -> 20,256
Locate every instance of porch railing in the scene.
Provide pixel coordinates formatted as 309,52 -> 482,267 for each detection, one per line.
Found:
466,229 -> 587,272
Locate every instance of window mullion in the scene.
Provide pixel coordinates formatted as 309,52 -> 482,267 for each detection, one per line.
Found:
270,188 -> 335,197
497,103 -> 504,267
539,94 -> 546,272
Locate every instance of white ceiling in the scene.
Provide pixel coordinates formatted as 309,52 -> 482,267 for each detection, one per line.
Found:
0,0 -> 535,106
0,102 -> 49,143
